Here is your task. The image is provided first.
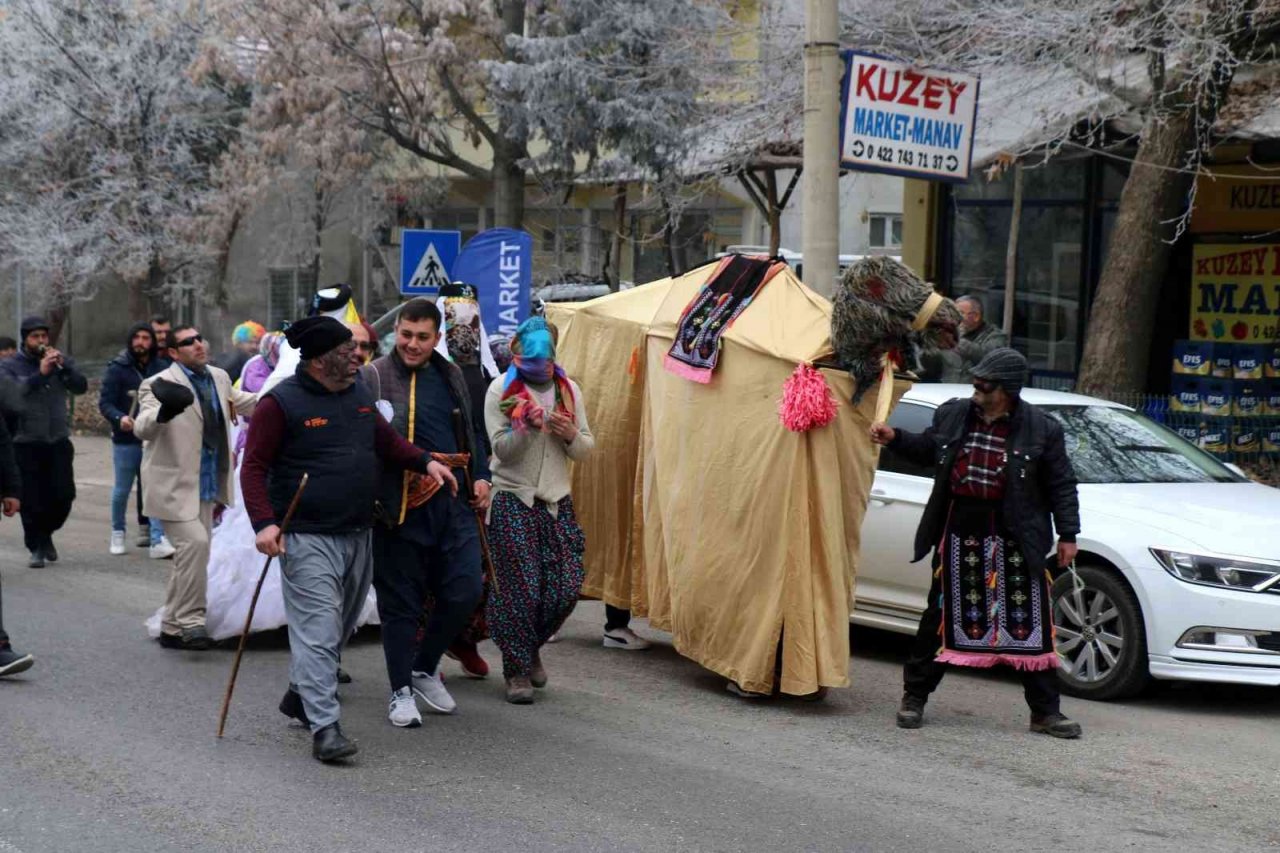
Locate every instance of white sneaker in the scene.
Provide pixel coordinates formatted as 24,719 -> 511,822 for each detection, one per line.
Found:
109,531 -> 126,556
149,537 -> 176,560
603,627 -> 652,650
387,687 -> 422,728
410,668 -> 457,714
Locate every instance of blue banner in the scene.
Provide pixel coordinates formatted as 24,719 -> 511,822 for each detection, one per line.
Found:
452,228 -> 532,338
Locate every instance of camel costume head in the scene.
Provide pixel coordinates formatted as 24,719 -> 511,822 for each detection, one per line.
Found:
830,256 -> 961,402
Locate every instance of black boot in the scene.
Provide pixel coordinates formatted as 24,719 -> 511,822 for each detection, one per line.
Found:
337,667 -> 352,684
1030,713 -> 1082,739
278,688 -> 311,727
895,693 -> 926,729
42,540 -> 58,563
312,723 -> 358,762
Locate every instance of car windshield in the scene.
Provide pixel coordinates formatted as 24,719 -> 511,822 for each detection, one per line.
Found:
1043,406 -> 1245,484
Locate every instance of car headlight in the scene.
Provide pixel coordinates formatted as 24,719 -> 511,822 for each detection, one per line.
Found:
1150,549 -> 1280,593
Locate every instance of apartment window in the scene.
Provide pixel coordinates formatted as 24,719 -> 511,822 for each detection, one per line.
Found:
869,213 -> 903,249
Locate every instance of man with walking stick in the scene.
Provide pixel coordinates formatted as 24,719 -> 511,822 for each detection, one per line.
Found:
240,316 -> 457,763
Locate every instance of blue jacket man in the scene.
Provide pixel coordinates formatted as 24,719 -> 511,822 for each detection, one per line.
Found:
99,322 -> 172,556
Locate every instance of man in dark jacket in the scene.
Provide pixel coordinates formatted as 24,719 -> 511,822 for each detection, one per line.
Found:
921,295 -> 1010,382
0,317 -> 87,567
99,322 -> 174,558
241,316 -> 456,763
362,298 -> 491,725
0,414 -> 31,677
870,348 -> 1083,739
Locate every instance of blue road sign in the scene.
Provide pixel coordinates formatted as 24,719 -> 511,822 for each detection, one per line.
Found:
400,229 -> 461,296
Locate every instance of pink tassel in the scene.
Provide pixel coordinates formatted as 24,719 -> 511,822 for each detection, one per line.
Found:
779,363 -> 839,432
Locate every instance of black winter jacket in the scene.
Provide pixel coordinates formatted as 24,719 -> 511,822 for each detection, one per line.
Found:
99,322 -> 167,445
888,397 -> 1080,572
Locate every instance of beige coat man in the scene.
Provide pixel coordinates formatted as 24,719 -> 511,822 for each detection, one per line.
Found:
135,360 -> 256,642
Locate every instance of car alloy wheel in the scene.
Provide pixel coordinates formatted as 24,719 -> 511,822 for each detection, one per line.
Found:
1054,584 -> 1124,684
1050,564 -> 1150,700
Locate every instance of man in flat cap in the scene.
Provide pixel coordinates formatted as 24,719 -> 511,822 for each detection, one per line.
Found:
870,348 -> 1084,739
241,316 -> 458,763
135,324 -> 257,650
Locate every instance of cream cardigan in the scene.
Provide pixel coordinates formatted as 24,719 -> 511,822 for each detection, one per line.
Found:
484,375 -> 594,517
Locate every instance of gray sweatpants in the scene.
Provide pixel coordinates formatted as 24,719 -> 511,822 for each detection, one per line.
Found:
279,530 -> 373,731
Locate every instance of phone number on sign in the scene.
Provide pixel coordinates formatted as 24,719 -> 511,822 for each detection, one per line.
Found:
846,139 -> 960,173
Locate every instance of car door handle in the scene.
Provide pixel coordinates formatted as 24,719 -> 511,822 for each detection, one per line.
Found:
869,490 -> 895,506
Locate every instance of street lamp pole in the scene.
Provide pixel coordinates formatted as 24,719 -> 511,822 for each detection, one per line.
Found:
801,0 -> 840,297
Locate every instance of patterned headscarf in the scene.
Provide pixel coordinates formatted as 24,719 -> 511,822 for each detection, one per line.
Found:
258,331 -> 284,368
499,317 -> 574,433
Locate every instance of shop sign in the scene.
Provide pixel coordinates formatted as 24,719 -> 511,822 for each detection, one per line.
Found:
1190,244 -> 1280,342
1189,166 -> 1280,233
839,51 -> 980,183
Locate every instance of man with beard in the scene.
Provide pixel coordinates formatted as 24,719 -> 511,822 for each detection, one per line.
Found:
0,317 -> 88,568
241,316 -> 457,762
99,322 -> 176,558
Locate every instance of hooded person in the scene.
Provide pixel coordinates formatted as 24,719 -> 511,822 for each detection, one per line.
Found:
260,284 -> 360,396
483,316 -> 595,703
435,282 -> 500,455
99,322 -> 174,558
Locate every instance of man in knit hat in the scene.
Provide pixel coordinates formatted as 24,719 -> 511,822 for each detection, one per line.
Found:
870,348 -> 1084,739
241,315 -> 458,762
0,317 -> 87,567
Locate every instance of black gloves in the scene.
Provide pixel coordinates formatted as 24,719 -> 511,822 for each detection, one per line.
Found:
152,378 -> 195,423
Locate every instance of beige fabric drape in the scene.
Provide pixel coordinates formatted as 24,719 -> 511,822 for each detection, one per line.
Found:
548,266 -> 909,696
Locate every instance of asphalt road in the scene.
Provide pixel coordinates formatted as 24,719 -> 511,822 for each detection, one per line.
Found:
0,437 -> 1276,853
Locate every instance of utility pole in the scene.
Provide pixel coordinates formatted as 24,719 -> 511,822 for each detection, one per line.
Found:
801,0 -> 840,297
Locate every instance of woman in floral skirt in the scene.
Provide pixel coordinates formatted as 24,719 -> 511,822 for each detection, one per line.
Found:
484,318 -> 594,703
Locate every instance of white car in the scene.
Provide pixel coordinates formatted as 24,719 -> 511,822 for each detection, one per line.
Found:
855,384 -> 1280,700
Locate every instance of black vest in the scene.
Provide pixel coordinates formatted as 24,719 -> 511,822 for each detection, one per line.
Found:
265,369 -> 379,535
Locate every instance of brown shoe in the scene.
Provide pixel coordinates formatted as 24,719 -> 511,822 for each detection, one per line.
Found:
505,676 -> 534,704
530,655 -> 547,689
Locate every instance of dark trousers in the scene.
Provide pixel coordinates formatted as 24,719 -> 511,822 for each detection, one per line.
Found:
15,439 -> 75,554
0,569 -> 9,647
605,604 -> 631,631
373,516 -> 482,692
904,578 -> 1061,717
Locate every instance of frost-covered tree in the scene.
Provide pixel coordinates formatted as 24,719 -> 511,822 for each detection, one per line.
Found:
487,0 -> 740,281
844,0 -> 1280,393
211,0 -> 744,246
0,0 -> 241,331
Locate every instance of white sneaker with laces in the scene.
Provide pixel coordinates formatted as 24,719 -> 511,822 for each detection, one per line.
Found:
109,531 -> 126,556
410,668 -> 457,714
603,627 -> 652,650
387,687 -> 422,728
149,537 -> 176,560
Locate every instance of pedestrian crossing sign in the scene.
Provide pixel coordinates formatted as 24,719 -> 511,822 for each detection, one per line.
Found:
399,229 -> 461,296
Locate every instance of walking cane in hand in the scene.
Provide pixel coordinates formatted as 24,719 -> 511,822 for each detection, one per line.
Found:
450,409 -> 499,596
216,473 -> 309,738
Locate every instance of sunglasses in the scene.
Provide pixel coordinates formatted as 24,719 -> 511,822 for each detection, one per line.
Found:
972,380 -> 999,393
357,342 -> 375,352
174,334 -> 204,348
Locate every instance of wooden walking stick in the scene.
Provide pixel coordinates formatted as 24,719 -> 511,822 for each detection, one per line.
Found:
450,409 -> 499,595
216,473 -> 309,738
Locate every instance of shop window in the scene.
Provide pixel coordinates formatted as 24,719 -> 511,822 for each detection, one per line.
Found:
430,209 -> 482,244
869,213 -> 903,248
953,157 -> 1088,202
